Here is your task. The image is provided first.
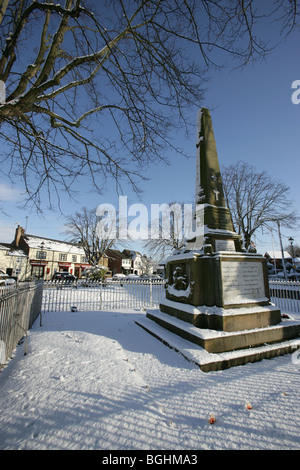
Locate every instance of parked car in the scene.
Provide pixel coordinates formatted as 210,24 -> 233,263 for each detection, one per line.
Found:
0,273 -> 16,286
268,271 -> 285,280
111,273 -> 126,280
139,274 -> 163,282
125,274 -> 140,280
52,272 -> 77,282
288,272 -> 300,281
139,273 -> 149,279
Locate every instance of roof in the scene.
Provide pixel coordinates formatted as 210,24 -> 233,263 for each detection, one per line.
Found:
8,249 -> 27,257
0,243 -> 10,250
265,251 -> 291,259
106,249 -> 130,259
24,234 -> 85,255
122,249 -> 142,259
0,243 -> 27,256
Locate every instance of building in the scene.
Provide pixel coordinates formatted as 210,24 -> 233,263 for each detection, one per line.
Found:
264,251 -> 292,269
0,242 -> 27,279
122,250 -> 153,275
0,226 -> 107,281
106,249 -> 154,276
106,249 -> 132,275
122,250 -> 142,275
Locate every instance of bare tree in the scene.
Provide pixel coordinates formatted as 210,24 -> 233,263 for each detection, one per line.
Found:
139,254 -> 156,275
0,1 -> 299,208
222,161 -> 298,250
144,202 -> 188,259
285,243 -> 300,258
64,206 -> 115,265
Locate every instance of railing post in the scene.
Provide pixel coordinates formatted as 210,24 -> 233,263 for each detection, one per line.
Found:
100,281 -> 103,310
150,281 -> 153,306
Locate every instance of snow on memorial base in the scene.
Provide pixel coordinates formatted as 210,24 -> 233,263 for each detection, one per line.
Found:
137,308 -> 300,372
137,264 -> 300,374
137,108 -> 300,372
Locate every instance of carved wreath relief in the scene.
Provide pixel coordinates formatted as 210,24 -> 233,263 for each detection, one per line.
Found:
166,262 -> 194,301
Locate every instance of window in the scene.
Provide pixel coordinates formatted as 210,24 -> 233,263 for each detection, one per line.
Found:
81,255 -> 88,263
59,253 -> 67,261
32,265 -> 44,279
72,255 -> 77,262
36,251 -> 47,259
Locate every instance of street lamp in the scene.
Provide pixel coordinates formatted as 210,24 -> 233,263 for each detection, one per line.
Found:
288,237 -> 295,269
40,241 -> 45,279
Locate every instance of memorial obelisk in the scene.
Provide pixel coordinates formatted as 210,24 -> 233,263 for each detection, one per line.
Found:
186,108 -> 242,252
136,108 -> 300,372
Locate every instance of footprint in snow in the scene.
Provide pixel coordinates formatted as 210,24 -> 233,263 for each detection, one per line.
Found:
51,375 -> 66,382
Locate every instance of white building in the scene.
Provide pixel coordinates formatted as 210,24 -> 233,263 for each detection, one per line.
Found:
0,226 -> 96,280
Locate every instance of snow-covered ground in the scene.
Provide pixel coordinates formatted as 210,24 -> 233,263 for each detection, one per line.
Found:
0,307 -> 300,450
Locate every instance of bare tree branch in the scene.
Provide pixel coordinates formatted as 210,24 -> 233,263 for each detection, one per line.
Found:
0,1 -> 298,209
64,206 -> 115,265
222,161 -> 299,249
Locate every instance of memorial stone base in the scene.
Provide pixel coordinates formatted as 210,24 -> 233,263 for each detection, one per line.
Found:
136,251 -> 300,372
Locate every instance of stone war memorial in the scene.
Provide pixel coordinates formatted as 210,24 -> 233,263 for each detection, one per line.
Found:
137,108 -> 300,372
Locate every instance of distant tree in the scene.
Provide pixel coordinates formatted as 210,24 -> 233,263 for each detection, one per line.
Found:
139,254 -> 157,275
222,161 -> 298,250
81,265 -> 108,281
285,243 -> 300,258
0,1 -> 299,208
64,206 -> 115,265
144,202 -> 188,259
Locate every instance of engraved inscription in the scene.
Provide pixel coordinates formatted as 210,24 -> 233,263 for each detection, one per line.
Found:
215,239 -> 235,252
221,261 -> 265,304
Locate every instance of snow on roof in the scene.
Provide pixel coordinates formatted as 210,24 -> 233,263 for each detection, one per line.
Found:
8,249 -> 27,257
122,249 -> 143,259
0,244 -> 9,250
24,235 -> 85,255
0,243 -> 27,256
265,251 -> 291,259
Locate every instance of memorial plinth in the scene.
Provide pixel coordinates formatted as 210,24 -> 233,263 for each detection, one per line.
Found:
136,108 -> 300,371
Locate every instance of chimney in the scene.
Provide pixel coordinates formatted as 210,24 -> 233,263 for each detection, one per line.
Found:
15,225 -> 25,247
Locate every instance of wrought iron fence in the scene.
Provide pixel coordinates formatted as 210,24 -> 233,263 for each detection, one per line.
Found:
42,279 -> 166,312
0,281 -> 43,369
269,280 -> 300,314
40,279 -> 300,315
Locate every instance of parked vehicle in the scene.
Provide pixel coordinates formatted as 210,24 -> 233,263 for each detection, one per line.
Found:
268,271 -> 285,280
125,274 -> 140,280
0,272 -> 16,286
52,272 -> 77,282
139,274 -> 163,282
111,273 -> 126,280
288,272 -> 300,281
